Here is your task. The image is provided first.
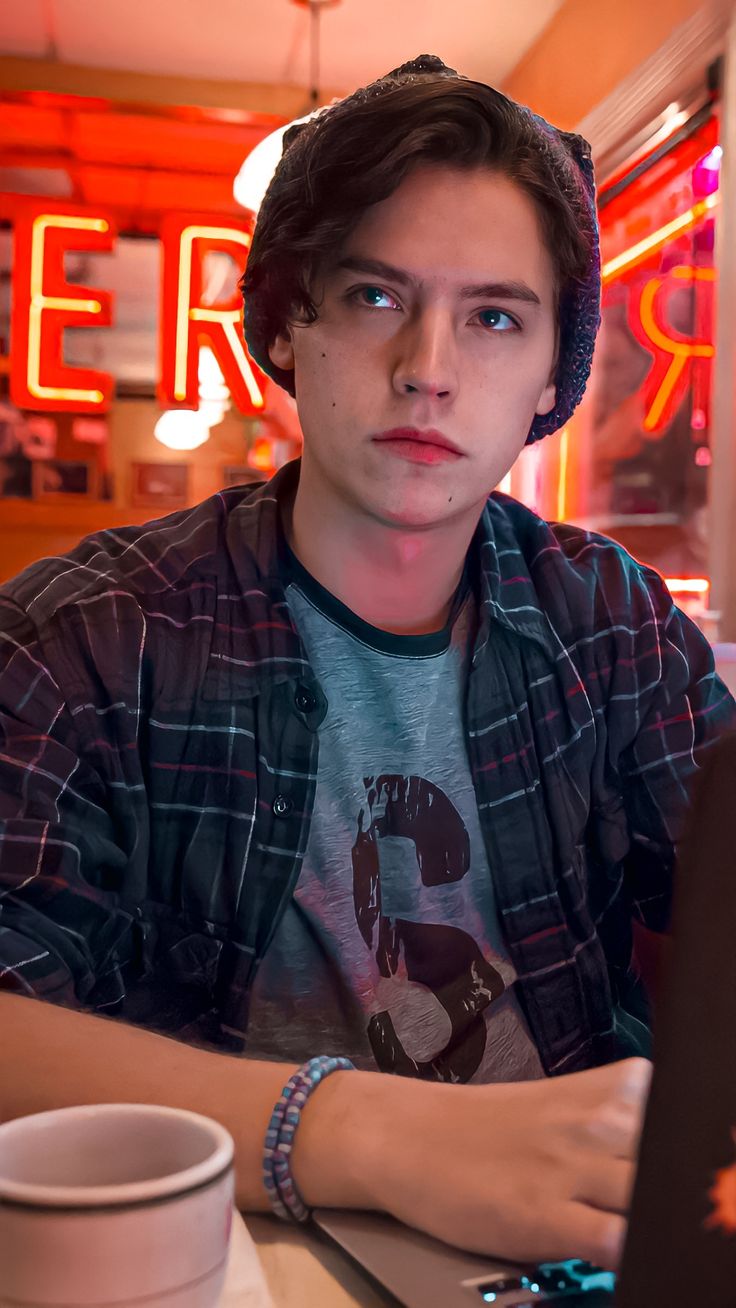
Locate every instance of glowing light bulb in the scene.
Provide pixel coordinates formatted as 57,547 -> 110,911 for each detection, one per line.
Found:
154,409 -> 211,452
234,108 -> 328,215
197,347 -> 229,426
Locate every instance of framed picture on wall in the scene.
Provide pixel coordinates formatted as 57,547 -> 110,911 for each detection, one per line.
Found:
131,462 -> 188,508
25,416 -> 58,460
32,459 -> 97,500
221,465 -> 265,488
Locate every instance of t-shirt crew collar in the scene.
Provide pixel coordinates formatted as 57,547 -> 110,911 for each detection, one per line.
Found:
219,458 -> 558,698
279,528 -> 473,658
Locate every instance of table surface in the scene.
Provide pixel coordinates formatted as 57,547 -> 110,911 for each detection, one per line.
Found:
222,1210 -> 391,1307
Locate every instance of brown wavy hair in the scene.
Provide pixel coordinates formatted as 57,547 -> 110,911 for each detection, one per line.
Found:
241,58 -> 597,400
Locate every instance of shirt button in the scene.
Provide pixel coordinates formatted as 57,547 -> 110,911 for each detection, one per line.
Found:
294,686 -> 316,714
272,794 -> 293,817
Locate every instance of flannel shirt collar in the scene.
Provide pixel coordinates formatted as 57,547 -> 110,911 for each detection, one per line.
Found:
470,494 -> 558,664
207,459 -> 556,702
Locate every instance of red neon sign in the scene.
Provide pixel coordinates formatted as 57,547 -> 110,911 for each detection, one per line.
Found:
158,214 -> 266,415
9,203 -> 117,414
6,204 -> 267,418
629,266 -> 715,433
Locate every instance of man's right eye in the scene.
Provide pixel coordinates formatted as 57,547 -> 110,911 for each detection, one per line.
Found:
350,285 -> 398,310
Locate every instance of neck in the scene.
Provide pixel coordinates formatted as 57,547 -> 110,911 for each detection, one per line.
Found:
282,470 -> 478,637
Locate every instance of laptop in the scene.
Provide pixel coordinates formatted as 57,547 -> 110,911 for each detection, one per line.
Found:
314,731 -> 736,1306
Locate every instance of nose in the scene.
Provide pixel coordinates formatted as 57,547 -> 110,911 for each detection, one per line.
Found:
392,308 -> 458,402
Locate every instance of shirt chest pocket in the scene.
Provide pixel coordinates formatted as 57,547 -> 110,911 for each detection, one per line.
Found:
143,703 -> 259,927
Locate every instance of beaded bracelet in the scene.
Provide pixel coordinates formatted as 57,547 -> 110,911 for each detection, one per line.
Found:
263,1054 -> 355,1222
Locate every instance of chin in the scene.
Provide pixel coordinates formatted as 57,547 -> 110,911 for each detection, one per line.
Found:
369,491 -> 469,531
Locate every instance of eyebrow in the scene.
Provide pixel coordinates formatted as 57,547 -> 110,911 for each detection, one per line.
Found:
334,256 -> 542,306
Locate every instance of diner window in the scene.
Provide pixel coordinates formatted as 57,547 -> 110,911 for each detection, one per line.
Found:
570,114 -> 720,584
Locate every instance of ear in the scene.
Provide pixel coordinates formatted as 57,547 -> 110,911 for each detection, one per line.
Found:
535,379 -> 557,416
268,329 -> 295,372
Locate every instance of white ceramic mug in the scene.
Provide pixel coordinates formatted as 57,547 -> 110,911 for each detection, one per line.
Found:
0,1102 -> 235,1307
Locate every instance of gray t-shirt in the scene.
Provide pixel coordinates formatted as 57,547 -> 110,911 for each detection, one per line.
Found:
246,548 -> 544,1084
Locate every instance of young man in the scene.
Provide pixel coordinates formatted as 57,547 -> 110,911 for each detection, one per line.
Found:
1,56 -> 734,1270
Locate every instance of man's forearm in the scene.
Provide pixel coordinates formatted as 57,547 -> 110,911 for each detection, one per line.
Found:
0,992 -> 388,1211
0,995 -> 653,1267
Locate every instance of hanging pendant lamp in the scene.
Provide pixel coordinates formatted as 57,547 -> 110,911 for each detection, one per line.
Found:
233,0 -> 342,215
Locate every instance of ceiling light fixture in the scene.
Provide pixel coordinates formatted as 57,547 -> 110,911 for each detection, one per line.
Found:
233,0 -> 342,215
290,0 -> 342,108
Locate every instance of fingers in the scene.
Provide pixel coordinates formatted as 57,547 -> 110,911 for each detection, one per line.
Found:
573,1154 -> 637,1215
616,1057 -> 653,1105
574,1058 -> 653,1160
570,1056 -> 652,1102
560,1201 -> 628,1272
584,1099 -> 647,1160
520,1198 -> 627,1270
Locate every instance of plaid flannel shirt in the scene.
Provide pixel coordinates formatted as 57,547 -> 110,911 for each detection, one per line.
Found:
1,458 -> 733,1075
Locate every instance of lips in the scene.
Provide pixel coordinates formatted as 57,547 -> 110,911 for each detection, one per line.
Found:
372,428 -> 464,455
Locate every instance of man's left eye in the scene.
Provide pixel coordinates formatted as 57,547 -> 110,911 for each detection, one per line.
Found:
475,308 -> 519,331
357,286 -> 395,308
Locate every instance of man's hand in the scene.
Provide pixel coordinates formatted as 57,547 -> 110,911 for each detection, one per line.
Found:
379,1057 -> 651,1269
300,1057 -> 652,1271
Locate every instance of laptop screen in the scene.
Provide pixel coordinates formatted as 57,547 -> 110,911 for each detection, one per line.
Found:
617,732 -> 736,1306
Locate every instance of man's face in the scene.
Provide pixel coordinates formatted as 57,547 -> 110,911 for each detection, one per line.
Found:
269,164 -> 558,533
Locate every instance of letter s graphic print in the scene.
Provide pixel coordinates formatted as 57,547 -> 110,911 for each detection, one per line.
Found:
351,775 -> 504,1082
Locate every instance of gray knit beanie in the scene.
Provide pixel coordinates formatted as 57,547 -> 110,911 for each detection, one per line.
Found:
242,54 -> 601,445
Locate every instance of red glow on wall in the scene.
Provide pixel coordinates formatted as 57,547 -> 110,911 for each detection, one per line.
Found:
0,91 -> 283,228
598,116 -> 720,238
665,577 -> 710,595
